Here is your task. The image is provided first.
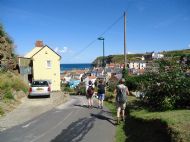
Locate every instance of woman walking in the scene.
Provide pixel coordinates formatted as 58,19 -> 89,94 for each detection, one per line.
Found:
86,80 -> 94,108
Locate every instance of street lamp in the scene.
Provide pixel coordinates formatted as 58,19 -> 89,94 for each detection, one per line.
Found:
98,37 -> 105,69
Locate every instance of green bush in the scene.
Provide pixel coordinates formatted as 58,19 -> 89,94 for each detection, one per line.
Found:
123,59 -> 190,111
0,72 -> 29,100
3,90 -> 14,99
63,86 -> 74,92
105,91 -> 115,102
0,106 -> 4,116
108,76 -> 119,92
144,60 -> 190,111
125,76 -> 139,91
75,82 -> 86,95
0,81 -> 11,90
161,97 -> 175,110
11,77 -> 29,93
125,74 -> 148,92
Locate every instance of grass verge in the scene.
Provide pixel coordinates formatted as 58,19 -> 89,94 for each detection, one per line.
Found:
105,96 -> 190,142
0,72 -> 29,116
104,101 -> 126,142
127,96 -> 190,142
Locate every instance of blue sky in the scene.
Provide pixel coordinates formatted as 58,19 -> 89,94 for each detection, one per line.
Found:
0,0 -> 190,63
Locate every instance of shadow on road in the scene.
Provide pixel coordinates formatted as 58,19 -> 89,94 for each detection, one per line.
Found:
73,104 -> 99,109
51,110 -> 115,142
90,113 -> 115,126
28,95 -> 50,99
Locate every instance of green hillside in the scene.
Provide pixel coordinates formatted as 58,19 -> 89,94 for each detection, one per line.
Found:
0,24 -> 17,71
0,23 -> 29,116
162,49 -> 190,57
92,49 -> 190,66
92,54 -> 144,66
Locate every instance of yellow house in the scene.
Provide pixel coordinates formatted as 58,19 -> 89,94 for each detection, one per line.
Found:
25,41 -> 61,91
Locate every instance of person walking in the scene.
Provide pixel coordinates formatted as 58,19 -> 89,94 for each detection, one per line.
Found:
114,78 -> 129,124
86,80 -> 94,108
97,80 -> 105,109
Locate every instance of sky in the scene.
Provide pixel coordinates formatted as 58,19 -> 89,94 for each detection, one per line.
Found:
0,0 -> 190,63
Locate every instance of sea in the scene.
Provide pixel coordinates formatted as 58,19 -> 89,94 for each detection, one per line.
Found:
60,63 -> 93,73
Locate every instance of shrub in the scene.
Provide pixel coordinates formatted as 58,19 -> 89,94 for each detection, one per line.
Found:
143,60 -> 190,111
0,106 -> 4,116
0,72 -> 29,100
108,76 -> 119,92
123,59 -> 190,111
161,97 -> 175,110
3,90 -> 14,99
75,82 -> 86,95
63,86 -> 74,92
105,91 -> 115,102
125,76 -> 139,91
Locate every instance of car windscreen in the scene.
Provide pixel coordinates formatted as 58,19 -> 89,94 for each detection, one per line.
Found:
32,81 -> 49,87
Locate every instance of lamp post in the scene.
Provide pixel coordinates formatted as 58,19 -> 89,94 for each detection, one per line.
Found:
98,37 -> 105,69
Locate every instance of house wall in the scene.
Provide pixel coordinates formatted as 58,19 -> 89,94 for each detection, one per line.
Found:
129,62 -> 146,70
32,46 -> 61,91
140,63 -> 146,69
129,62 -> 139,69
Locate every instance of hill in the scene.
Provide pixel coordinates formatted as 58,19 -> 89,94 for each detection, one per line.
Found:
0,24 -> 17,71
0,24 -> 28,116
92,49 -> 190,66
161,49 -> 190,57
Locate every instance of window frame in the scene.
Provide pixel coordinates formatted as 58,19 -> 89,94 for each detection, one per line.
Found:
46,60 -> 52,69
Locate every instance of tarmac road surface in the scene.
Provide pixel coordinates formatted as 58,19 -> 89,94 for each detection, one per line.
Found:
0,96 -> 116,142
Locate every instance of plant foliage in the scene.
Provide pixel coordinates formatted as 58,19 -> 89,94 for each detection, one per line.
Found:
123,59 -> 190,111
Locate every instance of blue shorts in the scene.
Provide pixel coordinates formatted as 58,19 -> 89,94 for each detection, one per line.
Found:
98,94 -> 105,100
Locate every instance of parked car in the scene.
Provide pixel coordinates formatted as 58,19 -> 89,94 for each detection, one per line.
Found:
29,80 -> 51,98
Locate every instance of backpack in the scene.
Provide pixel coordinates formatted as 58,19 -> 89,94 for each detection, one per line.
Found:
98,84 -> 105,94
116,84 -> 127,103
87,86 -> 94,96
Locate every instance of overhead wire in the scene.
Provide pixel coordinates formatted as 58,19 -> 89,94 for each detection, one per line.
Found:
73,0 -> 131,57
73,14 -> 123,57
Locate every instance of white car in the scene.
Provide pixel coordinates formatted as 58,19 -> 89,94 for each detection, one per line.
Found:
29,80 -> 51,98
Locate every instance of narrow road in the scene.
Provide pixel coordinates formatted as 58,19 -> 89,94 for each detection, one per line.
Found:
0,96 -> 116,142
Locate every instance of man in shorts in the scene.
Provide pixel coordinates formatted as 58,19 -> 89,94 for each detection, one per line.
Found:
114,78 -> 129,124
97,80 -> 105,109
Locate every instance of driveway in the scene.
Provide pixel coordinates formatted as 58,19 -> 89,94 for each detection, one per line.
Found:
0,92 -> 69,131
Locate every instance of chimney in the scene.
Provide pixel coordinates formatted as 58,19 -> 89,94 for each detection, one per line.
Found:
35,40 -> 44,47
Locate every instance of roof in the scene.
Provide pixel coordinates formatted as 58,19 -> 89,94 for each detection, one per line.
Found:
88,76 -> 96,80
24,47 -> 42,58
24,45 -> 61,59
108,63 -> 115,68
75,70 -> 86,74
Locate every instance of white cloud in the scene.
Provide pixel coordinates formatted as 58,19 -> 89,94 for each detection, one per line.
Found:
60,47 -> 68,53
54,47 -> 69,54
188,44 -> 190,48
127,51 -> 133,54
54,47 -> 59,52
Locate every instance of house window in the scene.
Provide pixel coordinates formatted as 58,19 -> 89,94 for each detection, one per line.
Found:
47,60 -> 52,68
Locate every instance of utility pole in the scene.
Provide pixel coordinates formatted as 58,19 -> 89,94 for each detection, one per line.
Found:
124,11 -> 127,69
98,37 -> 105,71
